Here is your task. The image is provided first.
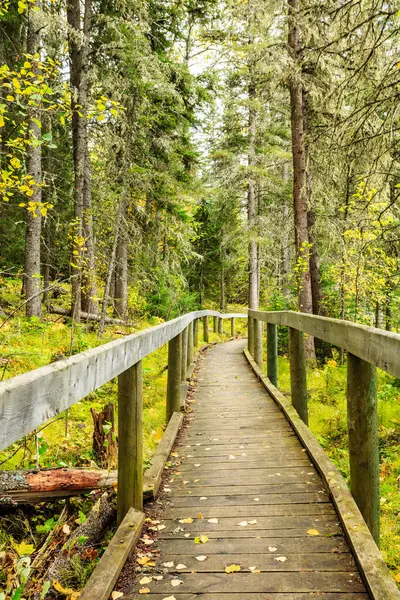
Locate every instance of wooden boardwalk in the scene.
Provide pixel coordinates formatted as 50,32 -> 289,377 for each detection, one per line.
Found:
127,339 -> 369,599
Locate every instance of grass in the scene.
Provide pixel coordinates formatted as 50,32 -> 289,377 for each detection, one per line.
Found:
275,352 -> 400,585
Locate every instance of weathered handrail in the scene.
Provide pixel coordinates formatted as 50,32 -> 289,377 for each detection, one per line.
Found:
248,308 -> 394,547
0,310 -> 246,522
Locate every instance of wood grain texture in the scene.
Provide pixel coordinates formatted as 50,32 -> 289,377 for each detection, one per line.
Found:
249,308 -> 400,379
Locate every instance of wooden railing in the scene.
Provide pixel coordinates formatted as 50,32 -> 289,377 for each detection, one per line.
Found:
247,309 -> 400,546
0,310 -> 246,523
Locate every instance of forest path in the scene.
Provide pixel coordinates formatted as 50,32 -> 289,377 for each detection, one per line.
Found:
127,339 -> 369,599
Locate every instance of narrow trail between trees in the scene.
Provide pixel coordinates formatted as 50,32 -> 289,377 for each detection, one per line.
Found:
126,339 -> 368,599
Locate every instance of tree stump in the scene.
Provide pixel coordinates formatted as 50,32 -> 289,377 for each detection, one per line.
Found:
91,403 -> 117,468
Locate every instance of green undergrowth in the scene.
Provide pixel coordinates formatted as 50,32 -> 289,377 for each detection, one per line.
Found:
275,354 -> 400,584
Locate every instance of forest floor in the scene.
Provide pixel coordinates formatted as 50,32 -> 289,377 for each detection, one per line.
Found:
277,353 -> 400,586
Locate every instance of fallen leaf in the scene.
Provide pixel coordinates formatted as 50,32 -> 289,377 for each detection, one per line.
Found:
176,564 -> 187,570
179,518 -> 193,524
137,557 -> 151,565
194,464 -> 201,467
200,497 -> 207,501
268,547 -> 277,552
307,529 -> 320,536
274,556 -> 287,562
195,555 -> 207,561
62,524 -> 71,535
229,455 -> 236,460
225,564 -> 241,573
140,577 -> 153,585
111,592 -> 123,600
171,580 -> 183,587
161,597 -> 177,600
139,588 -> 150,595
153,575 -> 163,581
248,566 -> 256,571
208,518 -> 218,524
158,524 -> 166,531
248,519 -> 257,525
194,535 -> 208,544
253,498 -> 260,502
162,562 -> 174,568
197,513 -> 203,519
238,521 -> 248,527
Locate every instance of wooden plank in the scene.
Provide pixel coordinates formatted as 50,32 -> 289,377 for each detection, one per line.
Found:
170,482 -> 327,496
177,459 -> 311,470
244,346 -> 400,600
170,491 -> 330,506
128,594 -> 369,600
164,503 -> 334,519
80,507 -> 144,600
153,552 -> 356,572
161,514 -> 340,533
157,535 -> 350,555
143,412 -> 183,499
129,572 -> 365,594
156,527 -> 342,539
249,308 -> 400,380
0,310 -> 245,451
117,360 -> 143,523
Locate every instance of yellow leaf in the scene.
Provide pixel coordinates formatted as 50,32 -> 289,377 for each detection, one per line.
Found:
194,535 -> 208,544
137,556 -> 150,565
111,593 -> 123,600
225,564 -> 241,574
307,529 -> 320,536
139,588 -> 150,595
11,540 -> 35,556
179,518 -> 193,524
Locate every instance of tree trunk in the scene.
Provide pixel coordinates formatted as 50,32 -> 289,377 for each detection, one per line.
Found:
24,1 -> 42,318
288,0 -> 314,357
282,163 -> 290,300
248,87 -> 258,310
114,227 -> 128,319
67,0 -> 96,321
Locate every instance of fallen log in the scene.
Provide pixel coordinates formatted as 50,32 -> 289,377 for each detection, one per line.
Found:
41,491 -> 115,600
49,305 -> 134,327
0,468 -> 117,505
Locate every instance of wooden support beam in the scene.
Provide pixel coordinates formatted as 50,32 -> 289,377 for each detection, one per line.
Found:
193,318 -> 199,347
117,360 -> 143,524
248,316 -> 254,356
218,316 -> 223,335
213,316 -> 218,333
289,327 -> 308,425
253,318 -> 263,368
347,352 -> 380,545
231,317 -> 235,337
203,316 -> 209,343
181,326 -> 188,381
187,321 -> 194,367
267,323 -> 278,387
166,333 -> 182,423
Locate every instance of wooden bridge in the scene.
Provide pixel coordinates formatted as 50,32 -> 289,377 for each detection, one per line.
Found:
0,310 -> 399,599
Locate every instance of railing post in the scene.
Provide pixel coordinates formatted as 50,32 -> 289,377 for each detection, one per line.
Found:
218,316 -> 223,335
193,318 -> 199,347
213,316 -> 217,333
117,360 -> 143,524
288,327 -> 308,424
248,316 -> 254,356
231,317 -> 235,337
166,332 -> 182,422
187,321 -> 194,367
267,323 -> 278,387
181,326 -> 188,380
203,316 -> 209,343
347,352 -> 379,545
254,318 -> 263,368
